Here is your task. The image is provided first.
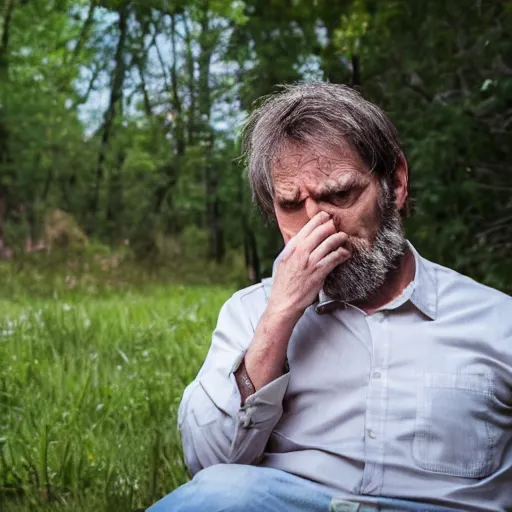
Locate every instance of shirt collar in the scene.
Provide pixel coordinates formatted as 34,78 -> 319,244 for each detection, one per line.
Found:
407,242 -> 438,320
316,241 -> 438,320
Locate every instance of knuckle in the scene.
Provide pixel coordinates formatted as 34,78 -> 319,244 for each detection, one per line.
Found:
295,248 -> 308,265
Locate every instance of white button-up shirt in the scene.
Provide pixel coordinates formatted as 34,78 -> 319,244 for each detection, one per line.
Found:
177,244 -> 512,511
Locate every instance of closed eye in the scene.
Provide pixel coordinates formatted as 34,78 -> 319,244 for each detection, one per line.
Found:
278,200 -> 304,211
323,189 -> 354,207
279,201 -> 302,212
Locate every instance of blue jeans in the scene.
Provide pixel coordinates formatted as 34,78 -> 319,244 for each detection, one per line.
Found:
147,464 -> 462,512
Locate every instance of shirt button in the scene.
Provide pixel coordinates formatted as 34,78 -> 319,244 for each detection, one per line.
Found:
374,312 -> 385,322
240,411 -> 252,428
368,429 -> 377,439
372,371 -> 382,379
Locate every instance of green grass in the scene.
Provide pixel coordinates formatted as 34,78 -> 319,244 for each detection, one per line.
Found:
0,283 -> 233,511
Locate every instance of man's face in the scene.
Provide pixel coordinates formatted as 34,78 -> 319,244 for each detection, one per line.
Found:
273,142 -> 382,245
272,142 -> 407,302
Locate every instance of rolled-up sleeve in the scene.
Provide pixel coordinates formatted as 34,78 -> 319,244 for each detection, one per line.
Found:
177,291 -> 290,475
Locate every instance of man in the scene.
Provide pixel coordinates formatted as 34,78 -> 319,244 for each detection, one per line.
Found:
149,83 -> 512,512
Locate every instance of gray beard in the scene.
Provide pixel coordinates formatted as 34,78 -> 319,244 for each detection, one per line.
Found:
323,189 -> 407,304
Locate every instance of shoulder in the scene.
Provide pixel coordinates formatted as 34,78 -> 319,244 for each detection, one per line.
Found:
426,257 -> 510,304
422,255 -> 512,334
221,279 -> 272,331
229,279 -> 271,307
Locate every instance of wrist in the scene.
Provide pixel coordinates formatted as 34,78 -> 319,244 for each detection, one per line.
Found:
264,299 -> 304,328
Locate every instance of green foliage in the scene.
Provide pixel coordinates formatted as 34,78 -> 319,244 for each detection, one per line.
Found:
181,224 -> 208,259
357,0 -> 512,291
0,1 -> 511,509
1,0 -> 509,291
0,244 -> 249,300
0,284 -> 232,511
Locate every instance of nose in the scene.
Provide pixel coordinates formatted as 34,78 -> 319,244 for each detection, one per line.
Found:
304,197 -> 322,219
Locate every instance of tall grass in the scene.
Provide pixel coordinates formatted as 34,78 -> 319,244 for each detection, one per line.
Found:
0,282 -> 232,511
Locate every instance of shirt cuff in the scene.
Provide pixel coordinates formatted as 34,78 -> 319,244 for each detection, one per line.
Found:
230,351 -> 290,428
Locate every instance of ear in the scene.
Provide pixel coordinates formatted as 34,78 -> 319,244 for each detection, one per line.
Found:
393,153 -> 409,211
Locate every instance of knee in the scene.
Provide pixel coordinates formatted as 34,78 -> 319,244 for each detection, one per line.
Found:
145,485 -> 186,512
195,463 -> 266,490
147,464 -> 270,512
194,463 -> 268,505
146,480 -> 199,512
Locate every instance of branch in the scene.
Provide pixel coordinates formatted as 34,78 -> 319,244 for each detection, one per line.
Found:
72,0 -> 97,61
71,64 -> 100,108
477,221 -> 512,239
0,0 -> 16,72
150,25 -> 170,92
170,13 -> 182,114
403,73 -> 433,102
136,60 -> 152,118
183,11 -> 196,144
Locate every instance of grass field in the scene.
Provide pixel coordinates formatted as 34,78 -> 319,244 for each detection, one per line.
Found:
0,281 -> 233,511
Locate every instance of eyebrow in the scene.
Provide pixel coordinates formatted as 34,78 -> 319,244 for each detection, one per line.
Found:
275,189 -> 302,206
275,174 -> 369,206
313,175 -> 365,199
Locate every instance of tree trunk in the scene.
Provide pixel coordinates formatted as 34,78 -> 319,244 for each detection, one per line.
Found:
237,168 -> 260,282
88,4 -> 129,233
0,0 -> 14,77
0,0 -> 15,256
324,24 -> 342,83
351,54 -> 361,87
320,10 -> 350,85
183,13 -> 196,145
72,0 -> 96,60
170,13 -> 185,156
137,60 -> 152,118
105,36 -> 127,244
106,149 -> 125,244
245,227 -> 260,282
152,163 -> 178,215
0,189 -> 9,257
143,17 -> 183,230
198,3 -> 224,263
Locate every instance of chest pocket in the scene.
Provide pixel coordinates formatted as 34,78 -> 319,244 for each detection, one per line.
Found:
413,372 -> 497,478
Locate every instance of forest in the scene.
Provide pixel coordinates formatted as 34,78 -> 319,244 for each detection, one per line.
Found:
0,0 -> 511,289
1,1 -> 511,511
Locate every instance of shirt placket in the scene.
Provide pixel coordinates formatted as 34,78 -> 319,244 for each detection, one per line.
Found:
360,311 -> 390,495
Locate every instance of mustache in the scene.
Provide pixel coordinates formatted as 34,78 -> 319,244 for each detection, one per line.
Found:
322,198 -> 406,303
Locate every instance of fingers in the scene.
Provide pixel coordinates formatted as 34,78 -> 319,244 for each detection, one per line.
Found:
302,218 -> 337,253
280,211 -> 331,260
279,238 -> 296,260
296,211 -> 331,241
308,231 -> 348,266
316,245 -> 351,272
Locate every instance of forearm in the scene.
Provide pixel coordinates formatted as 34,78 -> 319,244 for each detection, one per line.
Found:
235,304 -> 299,403
180,213 -> 351,472
234,212 -> 349,401
180,361 -> 290,474
178,294 -> 292,474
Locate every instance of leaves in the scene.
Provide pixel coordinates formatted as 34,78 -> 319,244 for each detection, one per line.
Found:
0,0 -> 510,290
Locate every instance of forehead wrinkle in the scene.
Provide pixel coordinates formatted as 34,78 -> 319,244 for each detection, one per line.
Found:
277,151 -> 366,178
277,152 -> 341,174
273,151 -> 303,176
274,163 -> 371,200
272,142 -> 373,200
